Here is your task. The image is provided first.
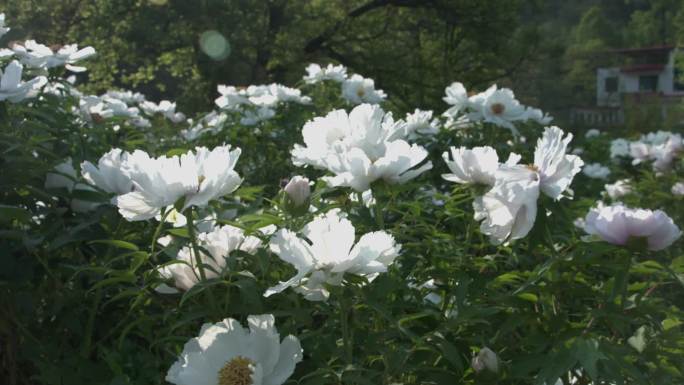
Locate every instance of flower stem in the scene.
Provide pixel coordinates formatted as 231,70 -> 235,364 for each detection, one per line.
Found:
186,207 -> 219,316
149,206 -> 170,259
373,201 -> 384,229
339,294 -> 353,364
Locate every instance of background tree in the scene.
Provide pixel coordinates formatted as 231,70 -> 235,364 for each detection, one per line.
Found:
0,0 -> 537,113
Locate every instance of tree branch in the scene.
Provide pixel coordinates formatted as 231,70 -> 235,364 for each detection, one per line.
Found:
304,0 -> 432,54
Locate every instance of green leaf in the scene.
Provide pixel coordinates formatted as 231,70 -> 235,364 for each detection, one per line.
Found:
662,318 -> 682,331
574,338 -> 605,380
0,204 -> 31,223
517,292 -> 539,303
90,240 -> 140,251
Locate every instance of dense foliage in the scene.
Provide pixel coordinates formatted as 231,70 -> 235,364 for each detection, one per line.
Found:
1,4 -> 684,385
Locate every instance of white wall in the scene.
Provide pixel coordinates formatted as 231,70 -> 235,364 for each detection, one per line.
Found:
621,73 -> 640,93
661,49 -> 684,96
596,48 -> 684,106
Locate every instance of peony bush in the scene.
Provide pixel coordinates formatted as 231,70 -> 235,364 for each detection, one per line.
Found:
1,13 -> 683,385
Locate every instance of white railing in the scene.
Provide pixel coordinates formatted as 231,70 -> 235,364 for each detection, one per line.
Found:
570,108 -> 624,126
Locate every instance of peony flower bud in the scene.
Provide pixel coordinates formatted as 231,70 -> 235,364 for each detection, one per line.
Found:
472,347 -> 499,373
283,176 -> 311,210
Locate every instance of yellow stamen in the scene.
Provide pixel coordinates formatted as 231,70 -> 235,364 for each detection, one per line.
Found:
218,356 -> 253,385
491,103 -> 505,115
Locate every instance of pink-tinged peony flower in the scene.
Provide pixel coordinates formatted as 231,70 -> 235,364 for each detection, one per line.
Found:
582,203 -> 681,251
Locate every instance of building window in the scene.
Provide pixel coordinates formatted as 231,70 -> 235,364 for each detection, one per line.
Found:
638,75 -> 658,92
604,77 -> 618,92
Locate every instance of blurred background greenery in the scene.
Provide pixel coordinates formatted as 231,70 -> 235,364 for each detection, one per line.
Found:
2,0 -> 683,124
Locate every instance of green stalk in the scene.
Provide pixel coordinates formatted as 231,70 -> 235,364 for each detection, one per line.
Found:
373,200 -> 385,229
186,207 -> 219,316
339,293 -> 353,364
149,206 -> 170,258
81,217 -> 123,358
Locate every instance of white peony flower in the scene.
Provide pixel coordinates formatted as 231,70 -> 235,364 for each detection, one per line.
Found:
622,131 -> 682,171
441,146 -> 500,186
629,141 -> 651,165
322,140 -> 432,191
650,133 -> 682,171
80,148 -> 133,195
303,63 -> 347,84
49,44 -> 96,72
12,41 -> 95,72
582,203 -> 681,251
402,109 -> 440,138
533,126 -> 584,200
158,225 -> 261,291
78,94 -> 147,126
524,107 -> 553,125
610,138 -> 631,159
10,40 -> 52,68
266,84 -> 311,105
292,104 -> 432,192
442,82 -> 469,118
291,108 -> 358,168
140,100 -> 186,123
582,163 -> 611,179
105,89 -> 146,104
473,165 -> 540,244
182,111 -> 228,141
341,74 -> 386,104
215,85 -> 250,110
444,82 -> 549,134
472,126 -> 582,244
215,83 -> 309,112
165,315 -> 303,385
472,347 -> 499,373
604,179 -> 632,200
672,182 -> 684,196
240,106 -> 276,126
0,60 -> 47,102
584,128 -> 601,138
467,85 -> 527,135
265,210 -> 400,301
115,145 -> 242,221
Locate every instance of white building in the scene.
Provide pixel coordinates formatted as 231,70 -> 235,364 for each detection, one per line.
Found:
572,45 -> 684,126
